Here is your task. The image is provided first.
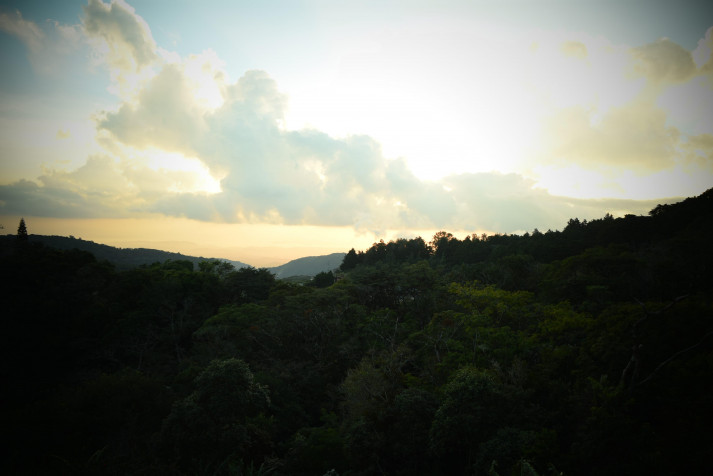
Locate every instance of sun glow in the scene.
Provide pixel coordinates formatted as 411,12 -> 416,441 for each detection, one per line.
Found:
284,30 -> 645,182
142,148 -> 222,194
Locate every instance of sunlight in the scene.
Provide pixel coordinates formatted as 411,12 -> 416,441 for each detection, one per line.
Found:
530,162 -> 711,201
532,164 -> 616,199
284,32 -> 632,181
143,148 -> 222,194
183,50 -> 226,111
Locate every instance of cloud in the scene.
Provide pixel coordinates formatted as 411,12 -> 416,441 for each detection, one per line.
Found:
683,133 -> 713,170
434,173 -> 655,233
541,99 -> 680,171
631,37 -> 696,83
0,157 -> 129,219
0,151 -> 224,219
0,10 -> 44,53
532,31 -> 713,187
692,27 -> 713,71
99,63 -> 206,153
1,2 -> 709,237
82,0 -> 159,96
0,9 -> 84,74
561,41 -> 587,60
686,133 -> 713,152
82,0 -> 156,71
524,35 -> 641,116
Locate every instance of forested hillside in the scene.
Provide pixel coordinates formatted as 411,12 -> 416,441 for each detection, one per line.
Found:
0,234 -> 250,271
0,234 -> 342,278
1,189 -> 711,475
269,252 -> 346,279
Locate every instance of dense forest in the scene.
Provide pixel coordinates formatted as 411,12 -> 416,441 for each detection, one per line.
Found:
1,189 -> 712,475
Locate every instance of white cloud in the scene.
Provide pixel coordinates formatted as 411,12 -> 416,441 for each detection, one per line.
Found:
98,63 -> 206,153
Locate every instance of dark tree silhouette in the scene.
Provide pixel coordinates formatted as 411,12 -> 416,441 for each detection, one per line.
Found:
340,248 -> 361,270
17,218 -> 28,243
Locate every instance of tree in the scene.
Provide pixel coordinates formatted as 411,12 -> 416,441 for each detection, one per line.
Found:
225,266 -> 276,304
311,271 -> 335,288
431,231 -> 455,261
198,259 -> 235,278
385,388 -> 439,474
17,218 -> 28,243
159,358 -> 271,471
341,248 -> 361,271
430,368 -> 508,473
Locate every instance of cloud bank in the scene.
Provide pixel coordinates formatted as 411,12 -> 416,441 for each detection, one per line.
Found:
1,1 -> 711,236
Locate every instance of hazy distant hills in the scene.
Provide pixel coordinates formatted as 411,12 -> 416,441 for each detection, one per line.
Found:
268,252 -> 346,278
0,234 -> 344,278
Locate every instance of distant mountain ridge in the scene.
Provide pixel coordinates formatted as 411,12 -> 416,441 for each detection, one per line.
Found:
0,234 -> 251,271
0,234 -> 345,278
268,252 -> 346,278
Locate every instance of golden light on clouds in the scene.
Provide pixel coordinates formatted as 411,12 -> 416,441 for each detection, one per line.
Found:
0,1 -> 711,264
139,148 -> 222,194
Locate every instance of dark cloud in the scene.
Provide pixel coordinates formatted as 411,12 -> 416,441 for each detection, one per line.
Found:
0,178 -> 119,218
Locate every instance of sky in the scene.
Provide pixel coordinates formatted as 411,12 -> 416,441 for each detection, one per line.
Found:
1,0 -> 712,266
